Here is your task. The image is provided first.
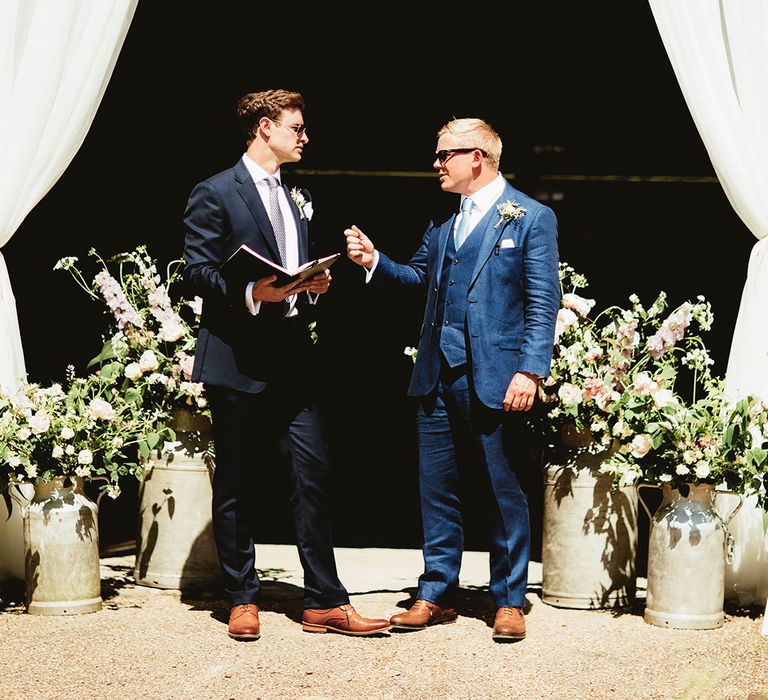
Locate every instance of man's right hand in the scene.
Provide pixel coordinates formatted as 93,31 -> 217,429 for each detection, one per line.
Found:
344,224 -> 375,268
251,275 -> 307,303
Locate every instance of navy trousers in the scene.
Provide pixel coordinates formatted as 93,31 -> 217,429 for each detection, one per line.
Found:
415,363 -> 531,609
206,379 -> 349,609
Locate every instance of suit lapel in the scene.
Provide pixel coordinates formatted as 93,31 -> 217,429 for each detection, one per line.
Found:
234,160 -> 282,263
469,184 -> 515,288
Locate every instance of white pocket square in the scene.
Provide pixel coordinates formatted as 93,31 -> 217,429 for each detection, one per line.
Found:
500,239 -> 516,249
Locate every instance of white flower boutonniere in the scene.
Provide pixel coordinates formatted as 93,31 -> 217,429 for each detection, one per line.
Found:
495,199 -> 527,228
290,187 -> 313,220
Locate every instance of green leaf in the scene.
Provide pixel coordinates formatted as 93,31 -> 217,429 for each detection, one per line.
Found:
147,432 -> 160,450
87,338 -> 118,368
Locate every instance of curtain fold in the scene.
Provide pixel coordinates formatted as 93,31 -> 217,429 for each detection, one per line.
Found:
0,0 -> 139,392
649,0 -> 768,614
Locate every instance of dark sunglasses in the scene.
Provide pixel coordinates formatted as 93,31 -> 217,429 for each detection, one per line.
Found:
435,147 -> 487,164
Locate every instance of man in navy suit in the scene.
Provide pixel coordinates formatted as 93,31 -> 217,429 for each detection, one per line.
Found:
345,117 -> 560,641
183,89 -> 390,640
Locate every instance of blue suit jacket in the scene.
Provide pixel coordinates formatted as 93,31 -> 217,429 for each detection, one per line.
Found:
182,158 -> 312,393
375,180 -> 560,409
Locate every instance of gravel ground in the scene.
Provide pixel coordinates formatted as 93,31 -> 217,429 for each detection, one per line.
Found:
1,546 -> 766,700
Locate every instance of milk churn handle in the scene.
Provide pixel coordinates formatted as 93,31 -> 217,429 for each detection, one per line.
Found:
636,482 -> 660,521
713,489 -> 744,566
89,476 -> 111,509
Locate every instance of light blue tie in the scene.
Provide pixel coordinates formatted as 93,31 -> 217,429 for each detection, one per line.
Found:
454,197 -> 474,248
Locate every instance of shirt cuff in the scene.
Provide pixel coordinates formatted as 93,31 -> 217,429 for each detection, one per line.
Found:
364,250 -> 380,284
245,282 -> 262,315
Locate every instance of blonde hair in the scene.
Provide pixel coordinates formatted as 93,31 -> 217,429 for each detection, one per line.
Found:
437,118 -> 502,170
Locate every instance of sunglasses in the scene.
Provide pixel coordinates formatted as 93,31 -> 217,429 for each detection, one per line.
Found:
435,147 -> 487,164
272,119 -> 307,136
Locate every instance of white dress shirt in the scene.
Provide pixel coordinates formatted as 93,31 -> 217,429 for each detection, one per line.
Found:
241,155 -> 301,316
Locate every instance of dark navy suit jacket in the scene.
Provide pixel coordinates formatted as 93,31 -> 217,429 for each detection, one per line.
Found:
182,158 -> 313,393
375,180 -> 560,409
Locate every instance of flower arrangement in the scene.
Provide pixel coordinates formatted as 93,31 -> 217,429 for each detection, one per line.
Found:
55,246 -> 208,461
534,262 -> 768,503
0,366 -> 154,498
536,262 -> 713,451
290,186 -> 312,220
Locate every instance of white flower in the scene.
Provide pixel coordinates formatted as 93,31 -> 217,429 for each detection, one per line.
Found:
89,398 -> 116,421
630,434 -> 653,458
290,187 -> 312,220
494,199 -> 527,228
18,428 -> 31,440
125,363 -> 143,381
61,426 -> 75,440
555,308 -> 579,340
659,473 -> 672,483
25,464 -> 38,479
558,383 -> 583,406
52,446 -> 64,459
112,437 -> 124,449
77,449 -> 93,465
159,320 -> 185,343
632,373 -> 657,397
139,350 -> 159,372
29,412 -> 51,435
653,389 -> 677,408
675,464 -> 690,475
188,296 -> 203,316
694,461 -> 710,479
65,445 -> 75,456
75,465 -> 91,477
562,293 -> 596,317
8,454 -> 21,467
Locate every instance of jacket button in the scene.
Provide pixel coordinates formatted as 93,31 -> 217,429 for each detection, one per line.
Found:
452,259 -> 459,265
431,322 -> 436,327
448,280 -> 455,286
443,320 -> 449,326
433,287 -> 438,293
446,300 -> 452,306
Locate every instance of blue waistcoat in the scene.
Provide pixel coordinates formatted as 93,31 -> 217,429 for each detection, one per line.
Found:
436,226 -> 484,368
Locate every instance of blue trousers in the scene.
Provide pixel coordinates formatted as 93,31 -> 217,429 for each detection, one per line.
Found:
415,365 -> 531,608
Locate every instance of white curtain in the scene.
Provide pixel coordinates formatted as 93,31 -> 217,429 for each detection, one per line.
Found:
0,0 -> 138,583
649,0 -> 768,621
0,0 -> 139,392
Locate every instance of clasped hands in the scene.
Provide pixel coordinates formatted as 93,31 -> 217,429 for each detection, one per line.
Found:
250,269 -> 331,303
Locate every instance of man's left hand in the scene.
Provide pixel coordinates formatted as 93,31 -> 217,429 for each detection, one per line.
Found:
503,372 -> 540,412
299,269 -> 332,295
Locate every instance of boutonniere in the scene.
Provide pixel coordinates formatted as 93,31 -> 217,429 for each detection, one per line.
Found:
494,199 -> 527,228
290,187 -> 312,220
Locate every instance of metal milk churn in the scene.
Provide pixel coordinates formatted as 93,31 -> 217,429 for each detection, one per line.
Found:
23,476 -> 102,615
639,482 -> 742,629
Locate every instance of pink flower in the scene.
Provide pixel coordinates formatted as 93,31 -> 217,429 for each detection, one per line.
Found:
584,347 -> 603,362
646,303 -> 693,359
94,271 -> 144,331
558,383 -> 583,406
178,353 -> 195,380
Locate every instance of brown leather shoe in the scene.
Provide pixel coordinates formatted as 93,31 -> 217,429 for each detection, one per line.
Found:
389,599 -> 458,630
228,603 -> 261,640
492,607 -> 526,641
302,604 -> 391,636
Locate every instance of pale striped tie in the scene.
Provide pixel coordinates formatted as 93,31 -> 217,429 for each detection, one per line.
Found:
265,176 -> 287,266
454,197 -> 474,248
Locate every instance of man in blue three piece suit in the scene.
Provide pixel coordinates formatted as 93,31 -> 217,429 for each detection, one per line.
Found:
183,89 -> 390,640
345,118 -> 560,641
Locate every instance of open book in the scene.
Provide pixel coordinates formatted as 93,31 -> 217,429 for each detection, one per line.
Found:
220,244 -> 341,288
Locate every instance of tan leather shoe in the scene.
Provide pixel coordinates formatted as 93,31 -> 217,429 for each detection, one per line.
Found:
389,599 -> 458,630
228,603 -> 261,640
302,604 -> 391,635
492,607 -> 526,641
